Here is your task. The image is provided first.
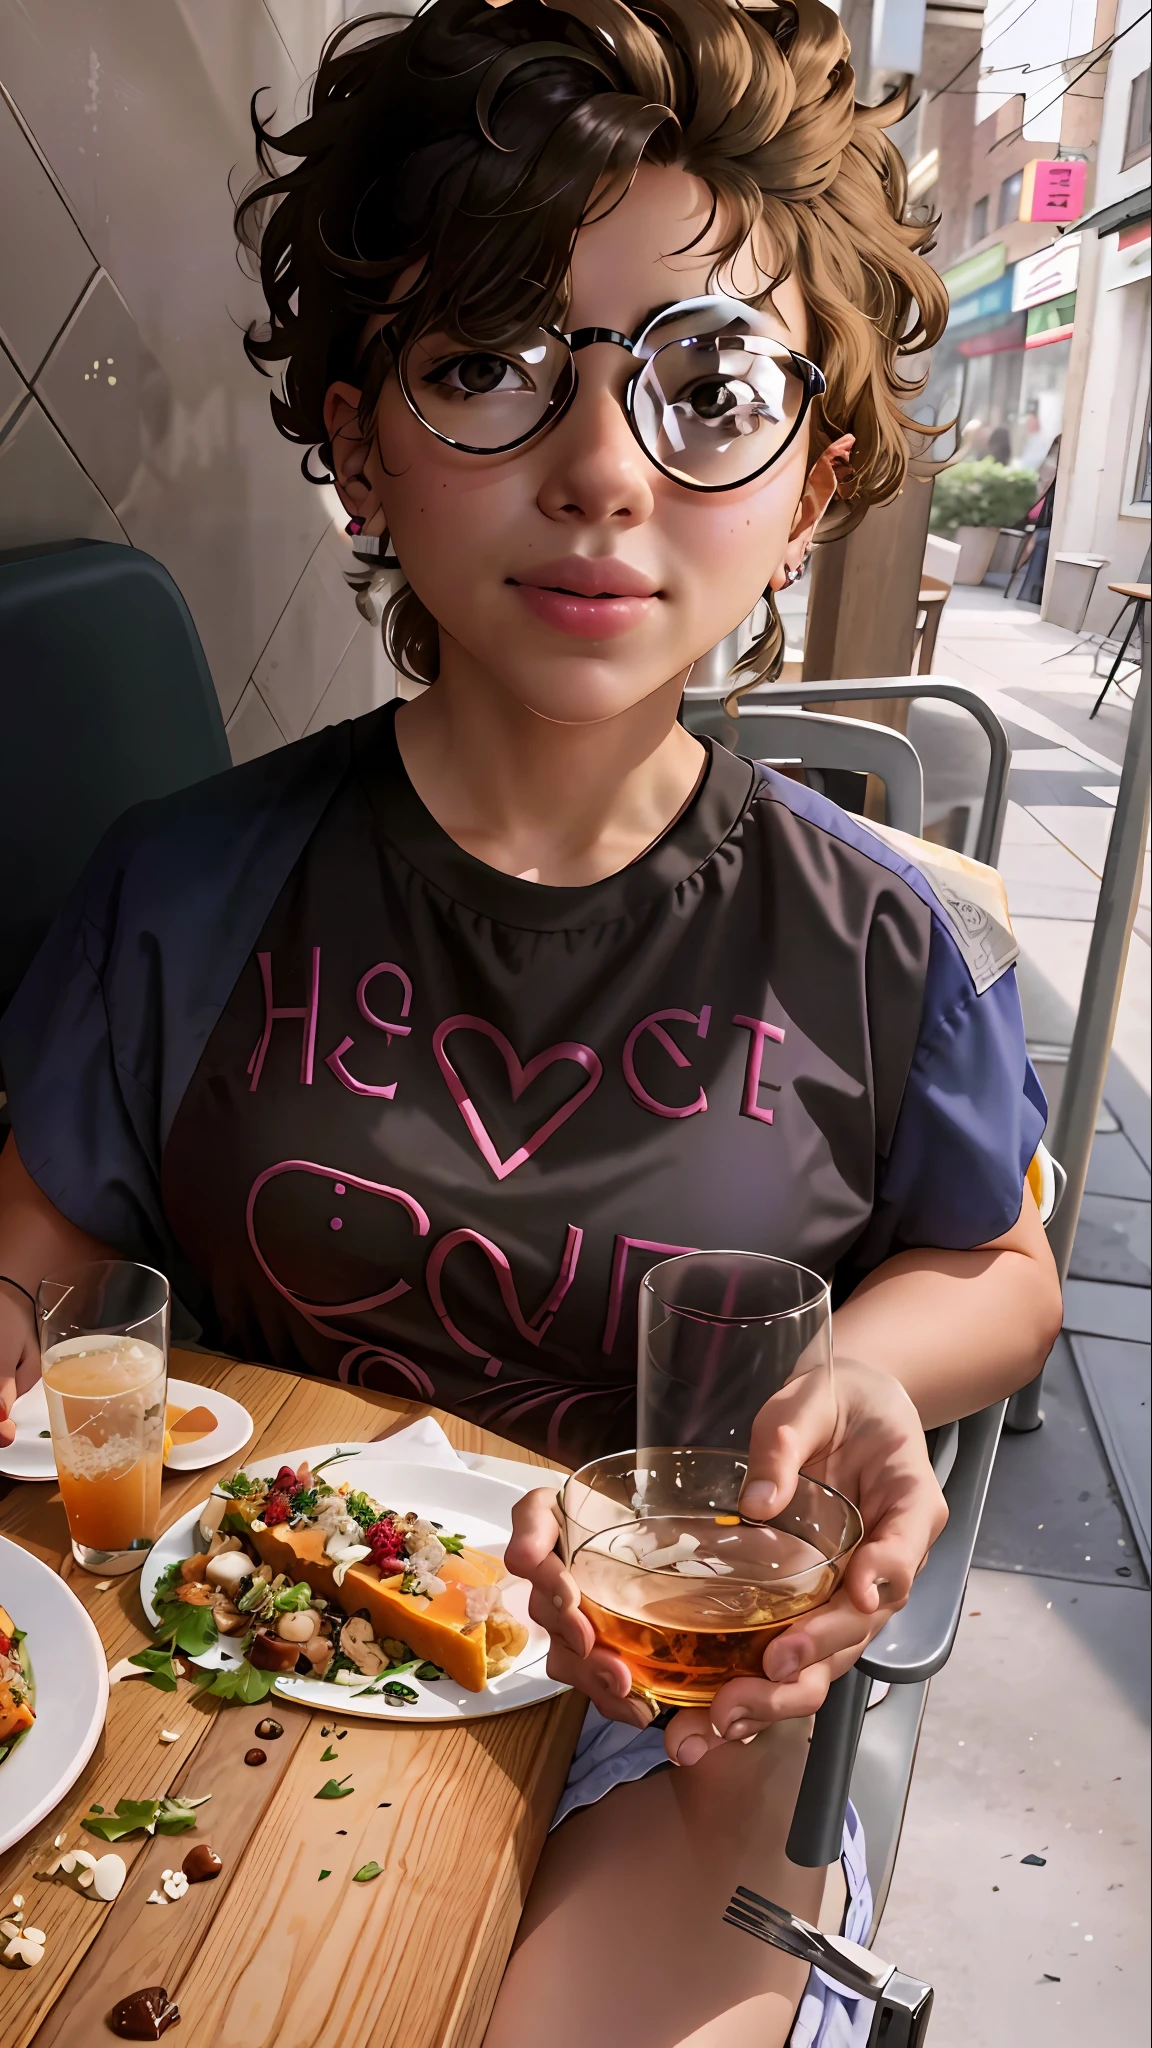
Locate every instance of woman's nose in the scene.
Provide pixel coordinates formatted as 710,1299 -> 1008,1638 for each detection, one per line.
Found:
535,356 -> 655,528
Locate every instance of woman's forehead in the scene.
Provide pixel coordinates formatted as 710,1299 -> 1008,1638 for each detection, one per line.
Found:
567,163 -> 808,351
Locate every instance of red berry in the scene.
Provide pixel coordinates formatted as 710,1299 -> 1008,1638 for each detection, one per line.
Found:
262,1492 -> 291,1526
0,1634 -> 11,1657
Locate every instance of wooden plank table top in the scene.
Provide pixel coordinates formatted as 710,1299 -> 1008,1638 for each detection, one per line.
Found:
0,1351 -> 585,2048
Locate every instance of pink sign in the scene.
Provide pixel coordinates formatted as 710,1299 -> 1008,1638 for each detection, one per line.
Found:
1021,159 -> 1087,224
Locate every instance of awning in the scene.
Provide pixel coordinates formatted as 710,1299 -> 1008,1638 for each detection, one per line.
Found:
957,313 -> 1028,358
1060,187 -> 1151,239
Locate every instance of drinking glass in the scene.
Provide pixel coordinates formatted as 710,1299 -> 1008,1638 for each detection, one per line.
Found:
561,1449 -> 862,1709
637,1250 -> 831,1457
39,1261 -> 170,1574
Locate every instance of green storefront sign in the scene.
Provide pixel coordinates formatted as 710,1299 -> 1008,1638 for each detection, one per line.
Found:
941,244 -> 1008,300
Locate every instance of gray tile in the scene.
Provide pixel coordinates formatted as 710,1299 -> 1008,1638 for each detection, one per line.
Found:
1062,1278 -> 1151,1343
975,1335 -> 1145,1585
1086,1132 -> 1152,1201
0,394 -> 127,550
35,271 -> 163,513
1070,1335 -> 1150,1575
225,680 -> 285,765
0,93 -> 95,377
1069,1195 -> 1152,1287
1028,1053 -> 1119,1136
0,342 -> 26,437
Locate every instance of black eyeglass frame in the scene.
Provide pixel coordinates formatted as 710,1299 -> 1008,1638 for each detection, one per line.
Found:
390,294 -> 827,495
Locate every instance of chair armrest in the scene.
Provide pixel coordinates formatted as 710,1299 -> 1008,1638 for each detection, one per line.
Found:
785,1399 -> 1005,1866
858,1400 -> 1006,1686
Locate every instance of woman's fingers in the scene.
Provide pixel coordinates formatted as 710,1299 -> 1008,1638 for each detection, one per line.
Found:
663,1707 -> 725,1766
542,1640 -> 651,1725
505,1487 -> 565,1576
844,1477 -> 947,1614
526,1568 -> 594,1658
740,1371 -> 836,1522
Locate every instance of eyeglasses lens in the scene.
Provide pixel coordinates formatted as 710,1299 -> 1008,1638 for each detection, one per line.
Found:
632,314 -> 805,488
404,329 -> 572,452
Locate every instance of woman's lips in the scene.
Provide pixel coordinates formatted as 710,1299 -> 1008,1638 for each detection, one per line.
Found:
509,560 -> 662,640
511,585 -> 658,638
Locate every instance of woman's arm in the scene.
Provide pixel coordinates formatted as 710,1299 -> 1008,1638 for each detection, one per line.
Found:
0,1135 -> 113,1445
832,1187 -> 1063,1430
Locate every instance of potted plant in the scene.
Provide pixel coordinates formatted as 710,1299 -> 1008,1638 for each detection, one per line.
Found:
929,460 -> 1039,584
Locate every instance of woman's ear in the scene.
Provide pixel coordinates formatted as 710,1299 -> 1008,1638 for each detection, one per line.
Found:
323,380 -> 381,527
767,433 -> 855,592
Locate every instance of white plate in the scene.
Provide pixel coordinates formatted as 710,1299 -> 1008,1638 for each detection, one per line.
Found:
140,1446 -> 567,1723
0,1378 -> 254,1482
0,1534 -> 109,1854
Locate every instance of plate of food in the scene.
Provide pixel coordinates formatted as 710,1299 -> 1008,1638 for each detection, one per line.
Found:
0,1533 -> 110,1854
0,1377 -> 253,1482
139,1446 -> 566,1722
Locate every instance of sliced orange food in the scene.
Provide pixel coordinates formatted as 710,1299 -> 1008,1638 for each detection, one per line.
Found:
250,1523 -> 509,1691
0,1679 -> 33,1747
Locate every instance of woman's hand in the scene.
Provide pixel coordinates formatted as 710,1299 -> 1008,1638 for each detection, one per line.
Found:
0,1280 -> 41,1449
665,1359 -> 947,1763
505,1358 -> 947,1757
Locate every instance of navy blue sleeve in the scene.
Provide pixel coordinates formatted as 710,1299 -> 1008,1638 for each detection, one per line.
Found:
0,719 -> 357,1290
855,919 -> 1046,1271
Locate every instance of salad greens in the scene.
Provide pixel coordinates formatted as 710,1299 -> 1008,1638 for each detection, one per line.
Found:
82,1793 -> 210,1843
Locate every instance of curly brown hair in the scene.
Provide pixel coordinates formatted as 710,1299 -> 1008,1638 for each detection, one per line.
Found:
237,0 -> 947,686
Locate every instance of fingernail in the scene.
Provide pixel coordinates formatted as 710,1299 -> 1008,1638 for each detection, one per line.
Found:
676,1735 -> 709,1767
739,1481 -> 777,1521
764,1644 -> 801,1682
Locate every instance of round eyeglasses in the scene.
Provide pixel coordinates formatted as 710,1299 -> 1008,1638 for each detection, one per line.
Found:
393,294 -> 826,494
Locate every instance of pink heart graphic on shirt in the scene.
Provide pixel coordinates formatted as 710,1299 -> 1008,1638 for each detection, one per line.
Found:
432,1016 -> 603,1181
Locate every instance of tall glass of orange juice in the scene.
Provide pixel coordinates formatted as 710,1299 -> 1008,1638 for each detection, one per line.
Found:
39,1262 -> 170,1574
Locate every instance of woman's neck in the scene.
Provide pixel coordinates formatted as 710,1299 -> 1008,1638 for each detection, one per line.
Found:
393,643 -> 707,887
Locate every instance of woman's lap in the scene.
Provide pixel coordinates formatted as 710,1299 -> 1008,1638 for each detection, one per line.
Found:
483,1711 -> 873,2048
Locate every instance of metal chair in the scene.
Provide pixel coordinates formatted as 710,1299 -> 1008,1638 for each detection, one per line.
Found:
0,539 -> 230,1029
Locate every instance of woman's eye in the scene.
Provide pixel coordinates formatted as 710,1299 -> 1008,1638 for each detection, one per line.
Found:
426,352 -> 532,397
684,377 -> 753,421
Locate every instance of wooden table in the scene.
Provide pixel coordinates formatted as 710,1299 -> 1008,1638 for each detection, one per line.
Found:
0,1351 -> 585,2048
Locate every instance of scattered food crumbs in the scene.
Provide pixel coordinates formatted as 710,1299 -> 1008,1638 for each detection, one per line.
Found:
161,1870 -> 188,1902
318,1870 -> 331,1881
94,1581 -> 113,1593
182,1843 -> 222,1883
321,1746 -> 338,1762
714,1514 -> 741,1525
992,1886 -> 999,1892
336,1830 -> 348,1836
108,1985 -> 181,2038
337,1730 -> 348,1740
0,1923 -> 46,1969
353,1862 -> 383,1883
255,1718 -> 283,1741
1043,1974 -> 1061,1983
316,1776 -> 354,1800
378,1802 -> 391,1809
93,1854 -> 127,1902
159,1730 -> 181,1744
1021,1855 -> 1047,1867
146,1891 -> 167,1906
244,1748 -> 267,1767
968,1610 -> 980,1617
321,1725 -> 331,1737
53,1833 -> 67,1849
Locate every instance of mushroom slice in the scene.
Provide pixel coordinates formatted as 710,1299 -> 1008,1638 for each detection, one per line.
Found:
197,1493 -> 229,1546
338,1616 -> 388,1676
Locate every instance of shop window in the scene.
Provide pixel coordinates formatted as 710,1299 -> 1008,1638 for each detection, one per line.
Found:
1124,67 -> 1151,169
997,169 -> 1023,227
971,195 -> 989,242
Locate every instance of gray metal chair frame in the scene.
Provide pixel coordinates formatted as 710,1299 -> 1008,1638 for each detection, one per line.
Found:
682,668 -> 1015,1944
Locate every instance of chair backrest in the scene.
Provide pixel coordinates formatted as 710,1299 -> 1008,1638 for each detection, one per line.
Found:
922,533 -> 961,587
0,539 -> 231,1020
691,704 -> 926,837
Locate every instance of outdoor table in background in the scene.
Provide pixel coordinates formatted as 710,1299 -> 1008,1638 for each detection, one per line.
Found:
0,1351 -> 585,2048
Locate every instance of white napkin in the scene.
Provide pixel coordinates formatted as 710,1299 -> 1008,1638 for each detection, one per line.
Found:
366,1414 -> 469,1470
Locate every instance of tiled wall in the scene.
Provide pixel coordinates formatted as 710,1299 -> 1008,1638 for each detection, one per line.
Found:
0,1 -> 405,762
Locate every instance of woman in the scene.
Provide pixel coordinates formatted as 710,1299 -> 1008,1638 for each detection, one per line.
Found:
0,4 -> 1060,2041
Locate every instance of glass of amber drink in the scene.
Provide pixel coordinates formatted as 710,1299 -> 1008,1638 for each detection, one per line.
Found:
39,1262 -> 170,1575
562,1449 -> 862,1710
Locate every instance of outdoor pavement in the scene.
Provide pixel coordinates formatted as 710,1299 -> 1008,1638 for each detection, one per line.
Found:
779,578 -> 1150,2044
878,588 -> 1150,2046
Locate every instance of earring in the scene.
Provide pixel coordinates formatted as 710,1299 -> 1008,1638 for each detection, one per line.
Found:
782,561 -> 803,587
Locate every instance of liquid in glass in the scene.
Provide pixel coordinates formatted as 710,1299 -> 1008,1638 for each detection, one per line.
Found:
43,1336 -> 166,1560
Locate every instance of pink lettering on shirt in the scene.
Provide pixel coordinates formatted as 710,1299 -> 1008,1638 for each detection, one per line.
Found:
732,1013 -> 786,1125
426,1223 -> 583,1371
622,1004 -> 712,1117
245,1159 -> 430,1336
248,948 -> 320,1091
433,1016 -> 602,1179
601,1233 -> 698,1355
337,1341 -> 435,1401
324,960 -> 415,1096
